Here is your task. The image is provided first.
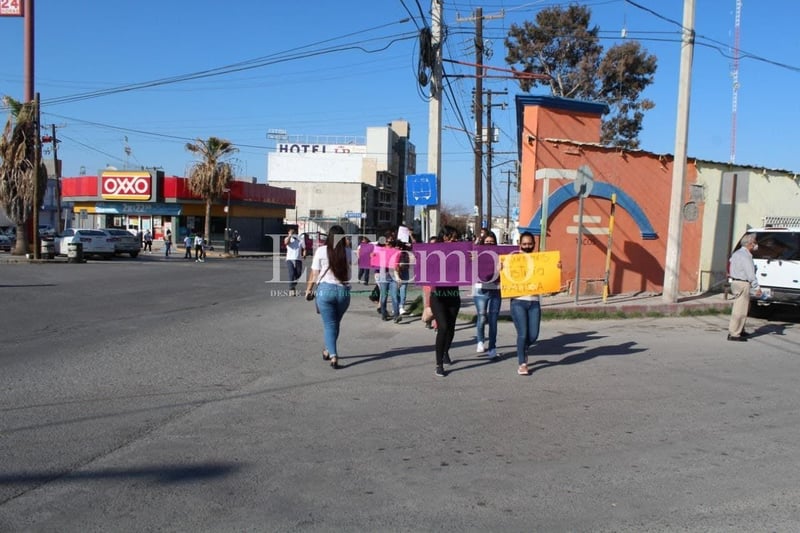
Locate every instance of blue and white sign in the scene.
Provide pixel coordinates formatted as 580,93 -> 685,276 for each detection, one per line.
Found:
344,211 -> 366,219
405,173 -> 438,206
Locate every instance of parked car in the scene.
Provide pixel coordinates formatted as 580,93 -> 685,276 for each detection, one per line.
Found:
38,225 -> 56,241
0,234 -> 12,252
733,219 -> 800,316
54,228 -> 116,259
99,228 -> 140,258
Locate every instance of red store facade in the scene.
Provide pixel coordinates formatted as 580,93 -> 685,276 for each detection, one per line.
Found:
60,170 -> 296,251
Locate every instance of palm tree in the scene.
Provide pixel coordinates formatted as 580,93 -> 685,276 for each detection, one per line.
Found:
0,96 -> 47,255
185,136 -> 238,248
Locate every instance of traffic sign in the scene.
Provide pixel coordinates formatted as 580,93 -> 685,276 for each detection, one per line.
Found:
406,173 -> 438,206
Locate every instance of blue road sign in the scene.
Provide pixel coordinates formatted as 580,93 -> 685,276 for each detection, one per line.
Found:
405,173 -> 438,206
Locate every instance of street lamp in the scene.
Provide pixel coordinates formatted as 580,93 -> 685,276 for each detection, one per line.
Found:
223,187 -> 231,254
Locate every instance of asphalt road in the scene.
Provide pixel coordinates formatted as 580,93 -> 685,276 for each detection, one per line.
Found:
1,257 -> 799,532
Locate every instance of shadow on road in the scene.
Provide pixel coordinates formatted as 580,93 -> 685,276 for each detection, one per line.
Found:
0,461 -> 241,487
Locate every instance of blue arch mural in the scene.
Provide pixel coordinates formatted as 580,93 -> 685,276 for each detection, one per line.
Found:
522,182 -> 658,240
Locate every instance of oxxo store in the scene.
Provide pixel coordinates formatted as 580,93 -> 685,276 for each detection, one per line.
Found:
60,170 -> 296,250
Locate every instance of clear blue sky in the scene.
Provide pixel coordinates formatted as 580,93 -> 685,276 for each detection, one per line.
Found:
1,1 -> 798,214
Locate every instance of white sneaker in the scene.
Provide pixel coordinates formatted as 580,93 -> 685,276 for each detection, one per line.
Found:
476,341 -> 485,353
487,349 -> 498,359
399,308 -> 408,315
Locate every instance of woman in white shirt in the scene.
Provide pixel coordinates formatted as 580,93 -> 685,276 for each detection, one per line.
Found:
305,225 -> 351,369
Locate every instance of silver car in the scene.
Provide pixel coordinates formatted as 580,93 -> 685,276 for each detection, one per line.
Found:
100,228 -> 140,258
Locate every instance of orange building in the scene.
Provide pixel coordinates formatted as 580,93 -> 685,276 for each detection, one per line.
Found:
516,95 -> 702,295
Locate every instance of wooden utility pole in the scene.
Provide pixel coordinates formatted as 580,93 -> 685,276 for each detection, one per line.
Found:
457,7 -> 504,237
484,89 -> 507,234
32,93 -> 41,259
662,0 -> 696,303
473,7 -> 484,235
502,168 -> 516,243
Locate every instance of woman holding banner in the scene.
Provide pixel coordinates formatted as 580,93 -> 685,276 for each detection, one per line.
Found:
510,231 -> 541,376
430,226 -> 461,377
473,231 -> 501,359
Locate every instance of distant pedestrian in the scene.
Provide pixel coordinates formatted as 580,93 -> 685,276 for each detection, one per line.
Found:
727,233 -> 761,341
143,230 -> 153,253
357,236 -> 371,285
305,225 -> 352,370
284,229 -> 305,296
164,231 -> 172,257
194,233 -> 205,262
231,230 -> 241,257
183,234 -> 193,259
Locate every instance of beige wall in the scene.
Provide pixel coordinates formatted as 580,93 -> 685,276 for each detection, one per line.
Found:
696,164 -> 800,291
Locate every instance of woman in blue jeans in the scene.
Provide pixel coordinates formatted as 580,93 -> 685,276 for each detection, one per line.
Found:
306,225 -> 351,369
473,231 -> 501,359
510,231 -> 541,376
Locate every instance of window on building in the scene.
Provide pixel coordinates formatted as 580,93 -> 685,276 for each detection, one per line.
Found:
309,209 -> 324,219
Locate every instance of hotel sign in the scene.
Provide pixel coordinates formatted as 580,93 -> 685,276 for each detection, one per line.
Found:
277,143 -> 367,154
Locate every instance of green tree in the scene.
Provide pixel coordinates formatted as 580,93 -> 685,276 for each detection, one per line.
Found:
0,96 -> 47,255
505,4 -> 657,149
185,137 -> 238,247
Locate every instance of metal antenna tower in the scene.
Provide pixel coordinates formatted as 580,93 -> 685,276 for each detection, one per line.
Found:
730,0 -> 742,163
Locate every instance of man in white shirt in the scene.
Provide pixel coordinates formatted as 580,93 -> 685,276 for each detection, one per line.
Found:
727,233 -> 761,341
284,229 -> 306,296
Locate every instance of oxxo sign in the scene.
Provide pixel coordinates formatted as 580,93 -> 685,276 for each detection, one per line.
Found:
101,171 -> 152,201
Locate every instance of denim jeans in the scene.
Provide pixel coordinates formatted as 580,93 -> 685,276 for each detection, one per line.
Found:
287,259 -> 303,290
316,282 -> 351,357
379,278 -> 399,318
510,298 -> 541,365
474,288 -> 501,349
397,272 -> 409,309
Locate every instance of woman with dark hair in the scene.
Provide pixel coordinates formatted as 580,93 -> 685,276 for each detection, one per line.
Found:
510,231 -> 541,376
305,225 -> 352,369
473,231 -> 501,359
429,225 -> 461,377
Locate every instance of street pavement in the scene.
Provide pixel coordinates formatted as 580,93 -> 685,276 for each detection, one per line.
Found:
1,252 -> 799,531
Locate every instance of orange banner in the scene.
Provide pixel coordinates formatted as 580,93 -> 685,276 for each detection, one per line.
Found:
499,251 -> 562,298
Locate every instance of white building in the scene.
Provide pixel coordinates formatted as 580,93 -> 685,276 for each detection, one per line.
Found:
267,120 -> 416,237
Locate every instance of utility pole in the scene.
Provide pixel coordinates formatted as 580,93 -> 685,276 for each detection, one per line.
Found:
473,7 -> 484,235
484,89 -> 507,234
426,0 -> 444,240
457,7 -> 503,237
662,0 -> 696,303
502,168 -> 516,243
32,93 -> 41,259
43,124 -> 64,232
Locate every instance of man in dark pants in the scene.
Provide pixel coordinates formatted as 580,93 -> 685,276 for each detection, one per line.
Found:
284,229 -> 306,296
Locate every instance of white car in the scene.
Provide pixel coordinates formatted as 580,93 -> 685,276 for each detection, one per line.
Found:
99,228 -> 140,258
55,228 -> 116,259
735,218 -> 800,316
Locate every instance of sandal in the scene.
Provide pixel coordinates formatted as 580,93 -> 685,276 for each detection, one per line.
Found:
330,357 -> 339,369
322,349 -> 330,361
517,364 -> 529,376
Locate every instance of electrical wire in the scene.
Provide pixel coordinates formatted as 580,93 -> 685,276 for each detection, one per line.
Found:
42,20 -> 415,107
